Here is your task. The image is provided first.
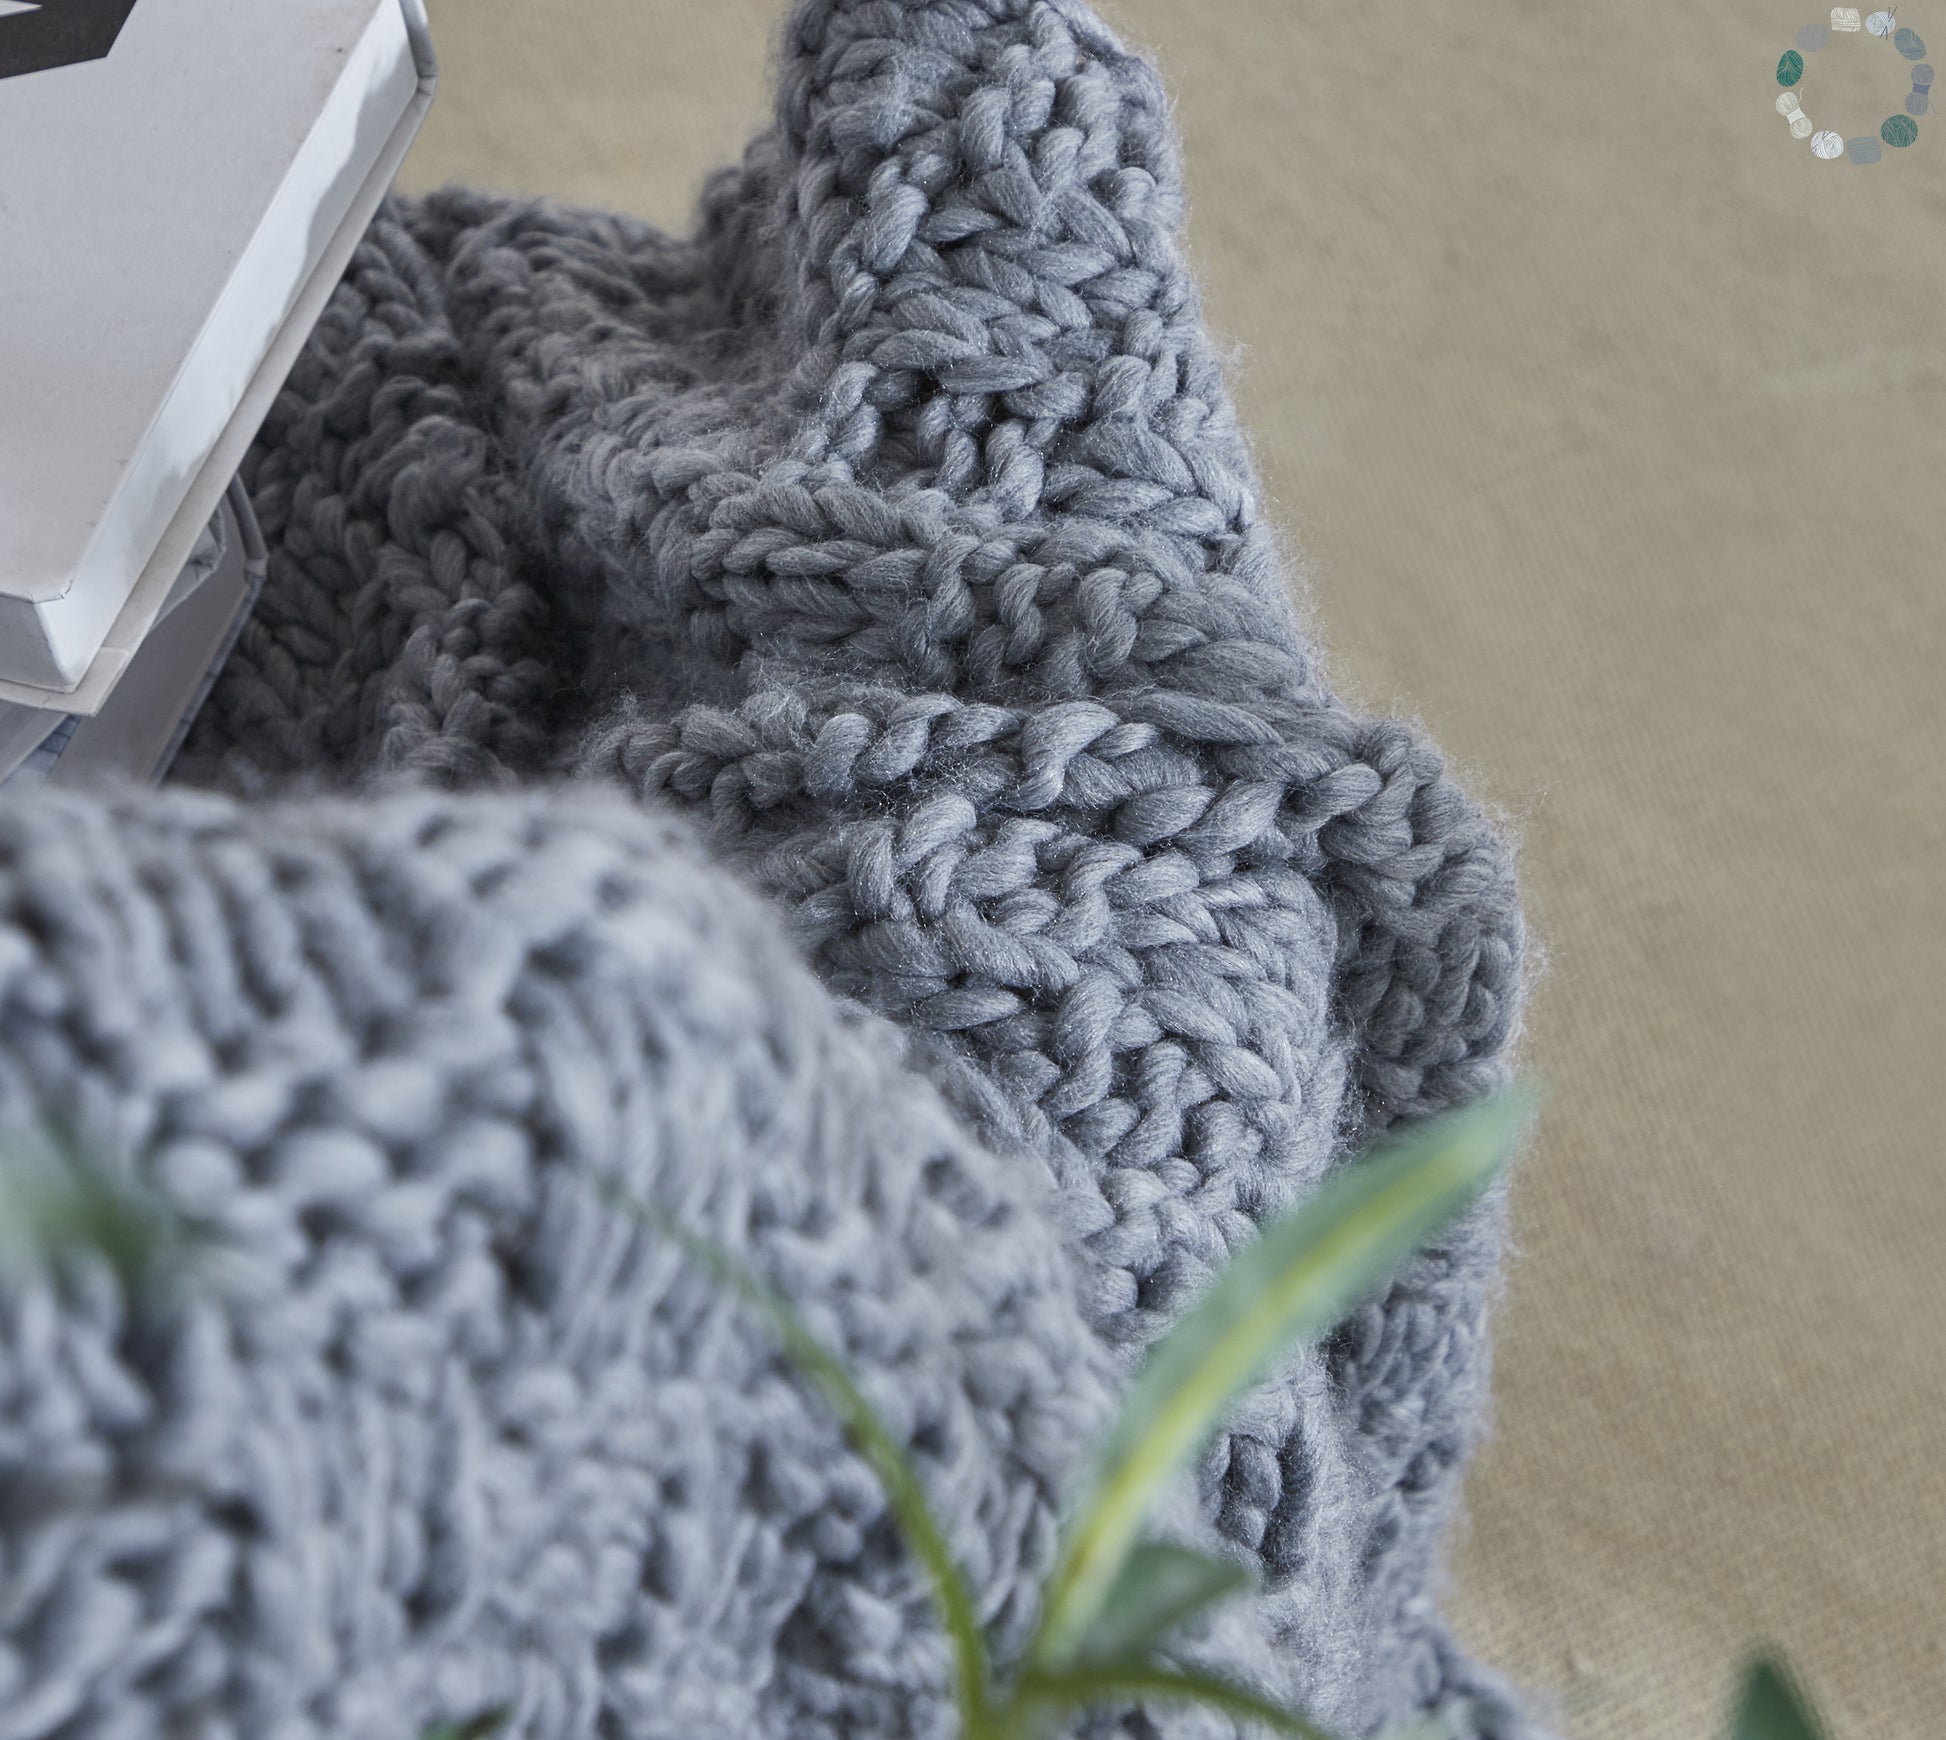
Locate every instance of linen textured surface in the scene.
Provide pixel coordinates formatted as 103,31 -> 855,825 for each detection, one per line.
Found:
0,2 -> 1538,1735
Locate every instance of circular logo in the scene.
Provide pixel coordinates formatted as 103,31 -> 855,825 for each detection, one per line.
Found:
1776,7 -> 1931,161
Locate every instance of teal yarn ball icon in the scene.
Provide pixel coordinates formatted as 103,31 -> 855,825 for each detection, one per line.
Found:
1882,111 -> 1920,142
1778,47 -> 1806,83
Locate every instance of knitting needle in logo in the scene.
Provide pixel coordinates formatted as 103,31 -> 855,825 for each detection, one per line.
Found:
0,0 -> 141,84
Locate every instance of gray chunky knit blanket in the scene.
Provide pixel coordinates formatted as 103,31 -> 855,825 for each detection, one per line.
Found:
0,2 -> 1544,1736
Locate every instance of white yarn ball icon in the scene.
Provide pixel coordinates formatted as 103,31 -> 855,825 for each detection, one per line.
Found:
1777,89 -> 1802,113
1866,9 -> 1897,33
1811,128 -> 1845,155
1790,110 -> 1816,135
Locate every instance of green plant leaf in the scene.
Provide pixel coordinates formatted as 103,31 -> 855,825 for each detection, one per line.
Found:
1377,1709 -> 1472,1740
1069,1540 -> 1255,1666
1031,1084 -> 1534,1670
585,1171 -> 993,1735
0,1121 -> 212,1303
420,1707 -> 512,1740
1363,1695 -> 1503,1740
1013,1659 -> 1344,1739
1732,1654 -> 1827,1740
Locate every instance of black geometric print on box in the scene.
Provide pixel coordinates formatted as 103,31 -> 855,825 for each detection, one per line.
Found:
0,0 -> 141,83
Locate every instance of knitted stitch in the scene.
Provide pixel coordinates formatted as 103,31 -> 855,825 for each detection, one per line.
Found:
0,1 -> 1543,1735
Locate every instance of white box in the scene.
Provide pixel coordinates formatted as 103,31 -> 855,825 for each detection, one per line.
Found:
0,0 -> 436,708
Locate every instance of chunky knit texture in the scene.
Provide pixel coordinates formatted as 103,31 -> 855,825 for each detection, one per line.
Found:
0,1 -> 1544,1736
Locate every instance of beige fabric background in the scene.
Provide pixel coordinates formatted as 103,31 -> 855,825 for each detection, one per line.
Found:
396,3 -> 1946,1736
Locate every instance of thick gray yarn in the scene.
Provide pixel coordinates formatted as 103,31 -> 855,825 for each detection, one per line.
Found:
0,1 -> 1547,1737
